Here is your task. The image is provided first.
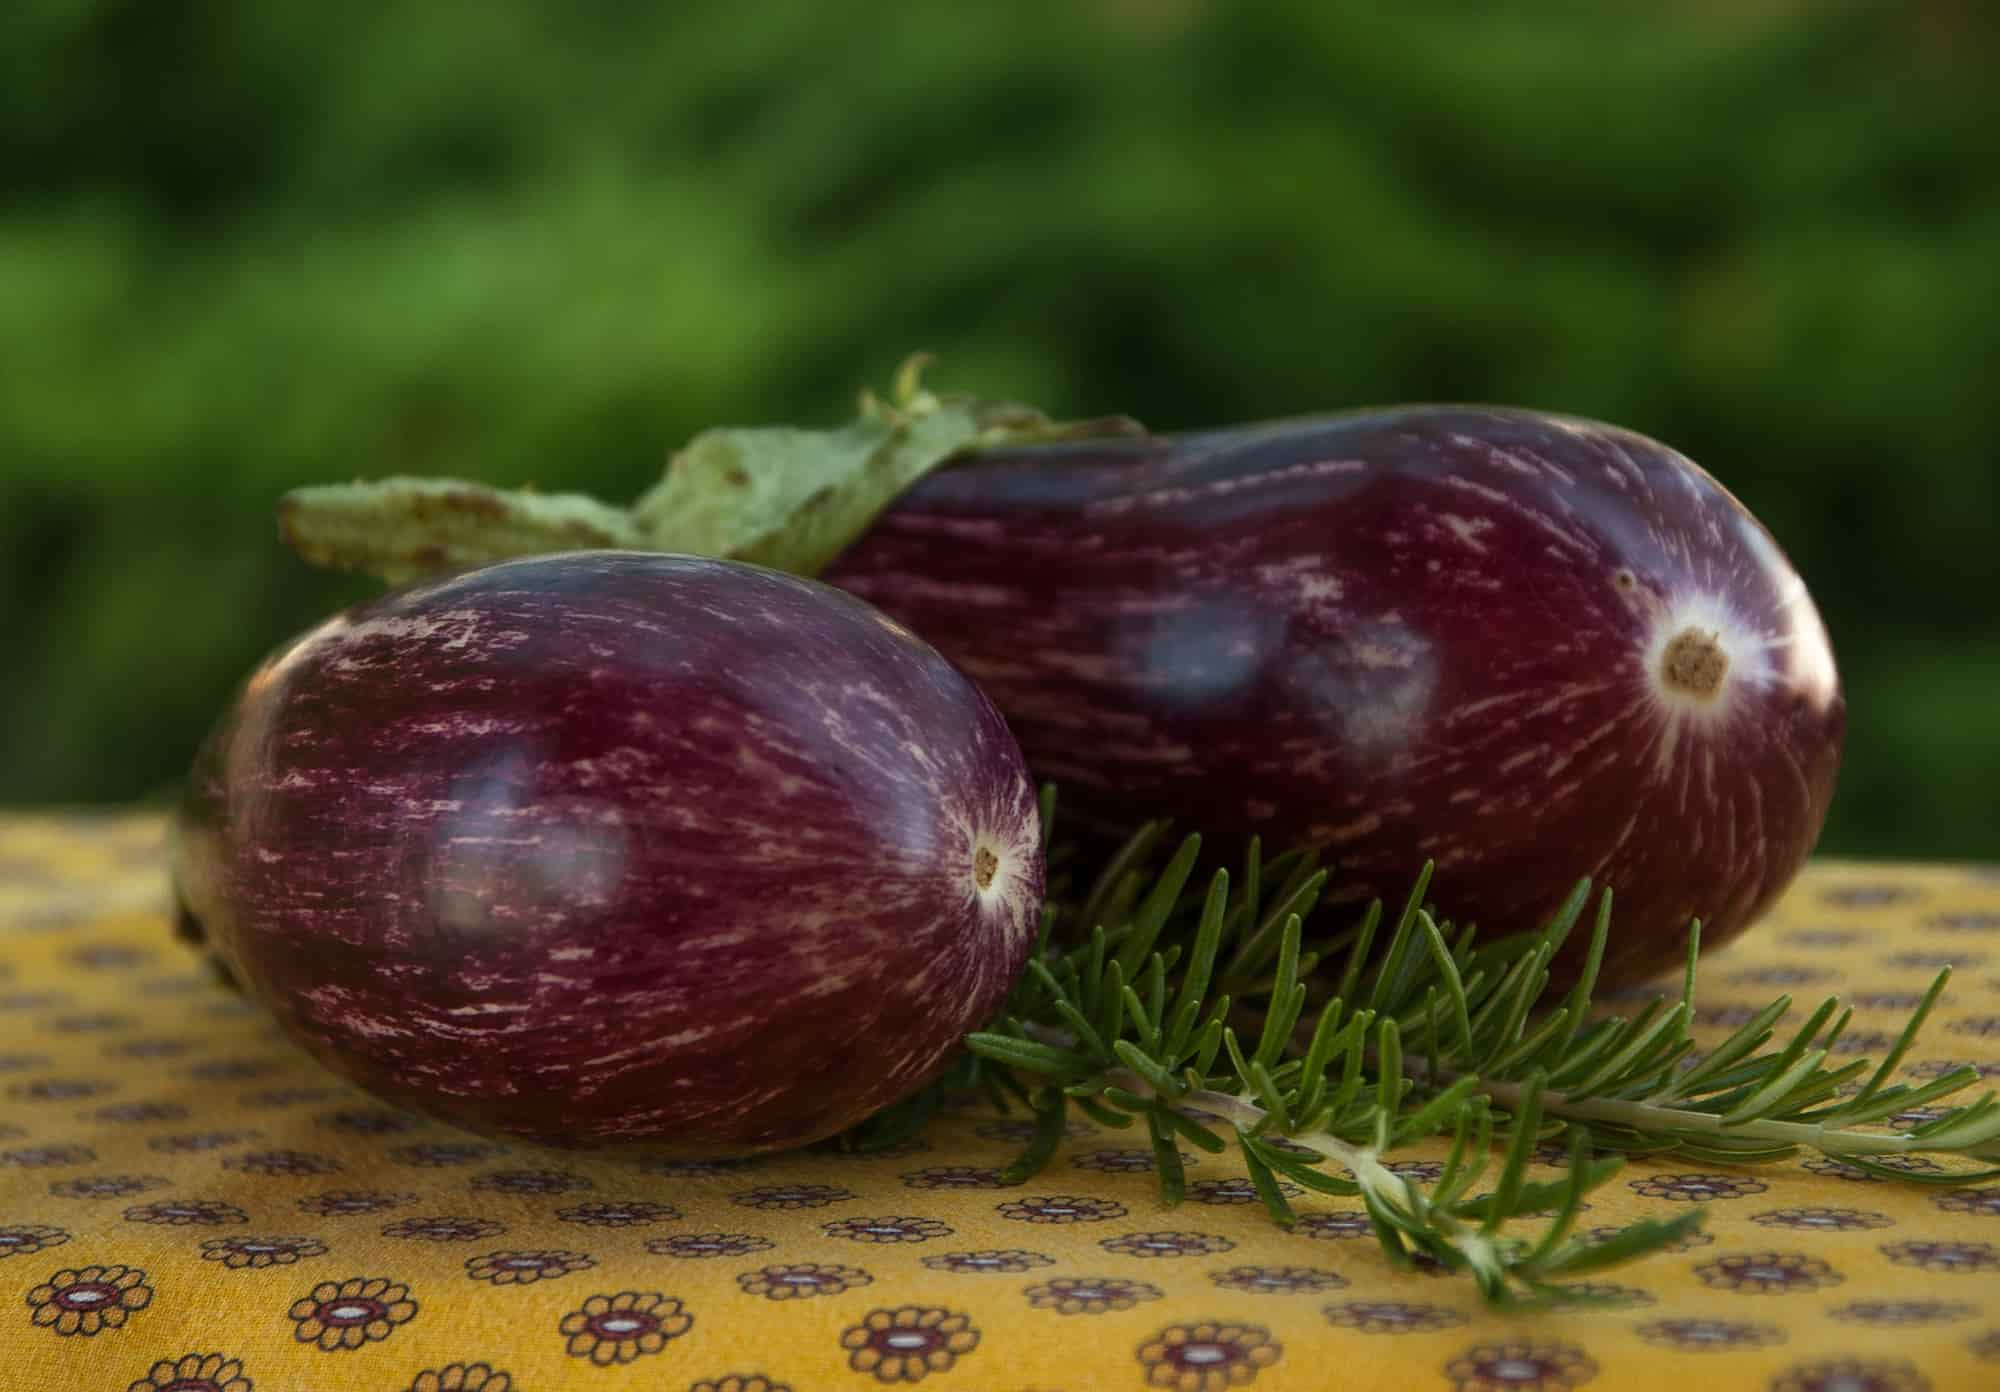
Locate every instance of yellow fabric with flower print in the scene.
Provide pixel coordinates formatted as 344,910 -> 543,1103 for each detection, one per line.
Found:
2,812 -> 1999,1392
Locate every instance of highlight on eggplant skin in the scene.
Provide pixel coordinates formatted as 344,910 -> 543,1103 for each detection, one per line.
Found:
826,406 -> 1844,988
173,552 -> 1045,1153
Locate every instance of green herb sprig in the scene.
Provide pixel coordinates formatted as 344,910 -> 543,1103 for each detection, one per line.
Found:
943,795 -> 2000,1308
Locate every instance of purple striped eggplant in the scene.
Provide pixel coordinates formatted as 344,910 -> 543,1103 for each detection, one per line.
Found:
825,408 -> 1844,987
172,552 -> 1044,1152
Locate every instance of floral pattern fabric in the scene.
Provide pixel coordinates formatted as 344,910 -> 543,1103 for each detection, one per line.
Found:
1,813 -> 1998,1389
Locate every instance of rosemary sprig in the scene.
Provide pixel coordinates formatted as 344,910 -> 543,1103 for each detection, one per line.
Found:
956,805 -> 2000,1307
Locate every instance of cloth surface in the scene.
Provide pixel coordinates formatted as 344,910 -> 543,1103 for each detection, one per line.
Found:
2,811 -> 1997,1392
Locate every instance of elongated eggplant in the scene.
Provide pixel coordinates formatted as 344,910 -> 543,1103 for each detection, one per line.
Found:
173,552 -> 1044,1151
825,408 -> 1843,986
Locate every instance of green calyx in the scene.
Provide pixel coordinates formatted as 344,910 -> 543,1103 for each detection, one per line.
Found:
277,355 -> 1142,584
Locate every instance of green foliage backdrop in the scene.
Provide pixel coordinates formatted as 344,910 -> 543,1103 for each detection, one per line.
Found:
2,0 -> 1994,857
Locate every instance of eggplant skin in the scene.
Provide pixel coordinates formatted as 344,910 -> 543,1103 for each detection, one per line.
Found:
827,407 -> 1844,987
174,552 -> 1044,1153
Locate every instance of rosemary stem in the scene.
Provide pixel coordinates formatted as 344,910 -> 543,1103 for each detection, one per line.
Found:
1024,1021 -> 1511,1279
1398,1053 -> 2000,1161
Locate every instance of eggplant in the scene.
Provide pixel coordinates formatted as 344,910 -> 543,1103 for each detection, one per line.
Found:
173,552 -> 1044,1152
278,382 -> 1843,988
825,408 -> 1843,986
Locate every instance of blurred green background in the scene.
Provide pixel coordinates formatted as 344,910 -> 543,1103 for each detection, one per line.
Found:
2,0 -> 1994,857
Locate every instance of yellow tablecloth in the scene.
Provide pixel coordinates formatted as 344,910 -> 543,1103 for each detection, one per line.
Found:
2,813 -> 1996,1392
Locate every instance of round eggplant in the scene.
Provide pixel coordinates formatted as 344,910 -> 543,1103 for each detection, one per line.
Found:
173,552 -> 1045,1152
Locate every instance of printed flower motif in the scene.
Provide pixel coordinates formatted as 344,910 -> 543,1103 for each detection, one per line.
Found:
1973,1330 -> 2000,1362
1189,1178 -> 1303,1206
920,1249 -> 1054,1275
1888,950 -> 1980,970
1727,966 -> 1833,987
1547,1282 -> 1653,1307
1935,1188 -> 2000,1217
1209,1266 -> 1347,1294
150,1130 -> 261,1154
841,1306 -> 979,1383
93,1100 -> 190,1122
1751,1207 -> 1894,1231
1928,911 -> 2000,932
853,1134 -> 932,1157
1696,1003 -> 1771,1028
288,1276 -> 418,1350
997,1194 -> 1127,1224
730,1184 -> 852,1210
1821,884 -> 1915,907
737,1262 -> 872,1300
1889,1105 -> 1956,1131
125,1198 -> 247,1226
68,942 -> 153,971
387,1143 -> 506,1167
201,1236 -> 328,1269
0,1224 -> 70,1258
1829,1030 -> 1905,1056
298,1190 -> 418,1217
1025,1275 -> 1163,1315
44,1012 -> 134,1033
466,1250 -> 593,1285
405,1363 -> 511,1392
10,1078 -> 111,1102
1693,1251 -> 1842,1293
26,1263 -> 152,1336
318,1108 -> 419,1136
1136,1322 -> 1280,1391
0,991 -> 67,1012
1908,1058 -> 2000,1080
224,1149 -> 342,1177
645,1233 -> 772,1259
1295,1212 -> 1375,1241
2,1145 -> 93,1168
559,1292 -> 693,1366
124,1352 -> 251,1392
1829,1300 -> 1978,1325
1442,1342 -> 1596,1392
1102,1231 -> 1236,1258
1880,1239 -> 1998,1273
1769,1360 -> 1928,1392
629,1155 -> 754,1177
1633,1318 -> 1783,1351
470,1168 -> 591,1196
1847,993 -> 1932,1011
689,1377 -> 787,1392
50,1173 -> 167,1199
1949,1016 -> 2000,1038
1581,1223 -> 1711,1252
1629,1173 -> 1768,1202
383,1216 -> 506,1243
1803,1155 -> 1942,1182
555,1201 -> 680,1227
0,1052 -> 50,1072
136,975 -> 206,996
240,1087 -> 339,1108
187,1059 -> 280,1082
824,1215 -> 954,1244
1072,1147 -> 1187,1173
1323,1301 -> 1467,1334
900,1166 -> 1013,1189
978,1118 -> 1095,1143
